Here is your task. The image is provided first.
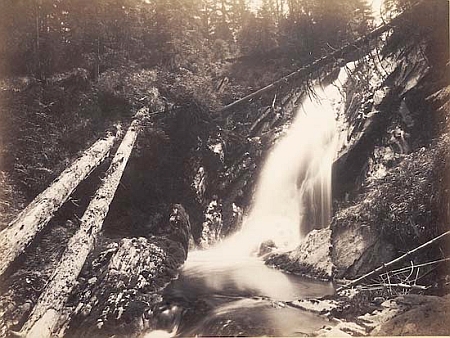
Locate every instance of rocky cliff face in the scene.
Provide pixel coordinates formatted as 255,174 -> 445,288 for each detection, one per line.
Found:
330,2 -> 449,279
216,1 -> 449,281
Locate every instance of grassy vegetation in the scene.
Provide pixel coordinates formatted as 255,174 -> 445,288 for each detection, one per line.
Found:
334,134 -> 449,253
0,75 -> 117,196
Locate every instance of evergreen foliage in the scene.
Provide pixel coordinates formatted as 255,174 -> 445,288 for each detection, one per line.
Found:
0,0 -> 375,80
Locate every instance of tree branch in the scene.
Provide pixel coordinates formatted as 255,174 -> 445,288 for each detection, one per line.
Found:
336,230 -> 450,292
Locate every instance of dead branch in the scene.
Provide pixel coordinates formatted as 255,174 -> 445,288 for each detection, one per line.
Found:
336,230 -> 450,292
389,257 -> 450,275
249,106 -> 272,136
360,283 -> 429,290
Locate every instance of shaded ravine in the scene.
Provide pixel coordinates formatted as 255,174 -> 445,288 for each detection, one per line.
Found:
144,64 -> 355,337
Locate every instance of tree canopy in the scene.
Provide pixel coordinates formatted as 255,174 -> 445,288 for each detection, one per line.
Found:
0,0 -> 376,79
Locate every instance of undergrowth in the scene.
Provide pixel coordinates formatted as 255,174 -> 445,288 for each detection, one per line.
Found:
0,72 -> 118,206
334,134 -> 450,253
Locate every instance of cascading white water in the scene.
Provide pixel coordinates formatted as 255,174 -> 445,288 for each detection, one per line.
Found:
145,64 -> 355,338
211,64 -> 354,257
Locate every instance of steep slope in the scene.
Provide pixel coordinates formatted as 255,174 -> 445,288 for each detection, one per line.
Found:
253,0 -> 449,285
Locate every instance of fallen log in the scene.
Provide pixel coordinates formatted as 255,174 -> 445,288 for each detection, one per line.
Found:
60,205 -> 191,337
336,230 -> 450,292
217,4 -> 417,114
18,111 -> 146,338
0,131 -> 119,278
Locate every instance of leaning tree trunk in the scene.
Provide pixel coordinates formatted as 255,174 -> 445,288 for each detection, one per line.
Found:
217,4 -> 418,115
60,204 -> 191,338
18,116 -> 143,338
0,131 -> 119,279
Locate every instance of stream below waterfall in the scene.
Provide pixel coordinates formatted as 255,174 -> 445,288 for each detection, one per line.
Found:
156,253 -> 335,337
144,64 -> 354,337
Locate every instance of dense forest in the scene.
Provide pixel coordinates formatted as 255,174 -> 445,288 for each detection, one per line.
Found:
0,0 -> 430,217
0,0 -> 379,195
0,0 -> 449,337
1,0 -> 376,77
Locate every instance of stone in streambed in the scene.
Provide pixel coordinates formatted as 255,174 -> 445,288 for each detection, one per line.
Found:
258,240 -> 277,257
264,228 -> 334,280
63,204 -> 192,337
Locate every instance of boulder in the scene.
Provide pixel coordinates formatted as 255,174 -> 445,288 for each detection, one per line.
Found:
265,228 -> 334,280
62,204 -> 191,337
258,240 -> 277,257
331,220 -> 396,279
373,294 -> 450,336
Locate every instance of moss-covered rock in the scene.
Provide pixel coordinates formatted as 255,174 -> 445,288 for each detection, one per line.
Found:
332,135 -> 449,278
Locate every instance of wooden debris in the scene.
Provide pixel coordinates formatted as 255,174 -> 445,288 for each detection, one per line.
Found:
18,111 -> 146,338
62,204 -> 191,337
249,106 -> 271,136
388,257 -> 450,275
336,230 -> 450,292
218,7 -> 415,114
0,132 -> 119,278
361,283 -> 429,291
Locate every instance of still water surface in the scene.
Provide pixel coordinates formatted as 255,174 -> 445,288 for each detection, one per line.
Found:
154,252 -> 335,337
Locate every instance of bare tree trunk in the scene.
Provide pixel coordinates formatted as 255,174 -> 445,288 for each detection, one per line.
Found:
35,0 -> 41,80
0,133 -> 118,279
218,7 -> 414,114
18,115 -> 144,338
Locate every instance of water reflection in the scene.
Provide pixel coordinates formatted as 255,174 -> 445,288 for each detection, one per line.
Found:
174,250 -> 334,301
180,298 -> 333,337
158,252 -> 335,337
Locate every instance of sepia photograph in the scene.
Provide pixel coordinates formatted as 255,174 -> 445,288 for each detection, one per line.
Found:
0,0 -> 449,336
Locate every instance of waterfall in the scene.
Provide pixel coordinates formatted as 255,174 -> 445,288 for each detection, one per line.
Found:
155,66 -> 353,338
214,64 -> 353,258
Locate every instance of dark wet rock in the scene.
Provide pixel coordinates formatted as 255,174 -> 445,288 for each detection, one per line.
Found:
158,204 -> 191,254
146,303 -> 183,334
372,297 -> 385,306
63,204 -> 191,337
199,198 -> 223,248
331,222 -> 396,279
258,240 -> 277,257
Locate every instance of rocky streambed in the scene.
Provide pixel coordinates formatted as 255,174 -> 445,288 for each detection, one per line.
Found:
287,290 -> 450,336
0,1 -> 448,337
